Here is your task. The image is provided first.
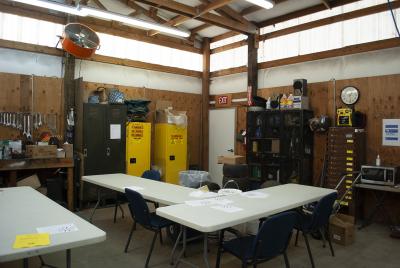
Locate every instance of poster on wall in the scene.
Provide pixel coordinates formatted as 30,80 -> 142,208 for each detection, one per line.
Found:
382,119 -> 400,146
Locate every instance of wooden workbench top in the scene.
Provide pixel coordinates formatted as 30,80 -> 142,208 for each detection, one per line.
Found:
0,158 -> 74,171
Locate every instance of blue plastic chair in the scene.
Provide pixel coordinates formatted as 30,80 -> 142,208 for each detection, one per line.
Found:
216,211 -> 298,268
141,170 -> 161,181
124,188 -> 173,268
294,192 -> 338,268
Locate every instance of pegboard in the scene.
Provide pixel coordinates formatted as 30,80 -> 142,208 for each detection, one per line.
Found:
0,72 -> 64,141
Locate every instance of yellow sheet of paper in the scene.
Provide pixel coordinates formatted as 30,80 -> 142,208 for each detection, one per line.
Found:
13,233 -> 50,249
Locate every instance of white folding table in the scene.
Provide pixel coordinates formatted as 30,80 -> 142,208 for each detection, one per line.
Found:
82,173 -> 201,205
0,187 -> 106,267
156,184 -> 337,268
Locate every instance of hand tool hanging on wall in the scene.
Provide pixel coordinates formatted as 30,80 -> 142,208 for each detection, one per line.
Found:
26,114 -> 32,140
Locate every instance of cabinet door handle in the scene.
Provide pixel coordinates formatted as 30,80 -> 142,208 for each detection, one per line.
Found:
106,147 -> 111,156
83,148 -> 87,157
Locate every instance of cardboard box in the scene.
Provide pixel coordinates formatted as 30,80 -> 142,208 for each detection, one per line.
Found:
293,96 -> 309,109
218,155 -> 246,165
62,144 -> 73,158
329,213 -> 355,246
17,174 -> 41,189
26,145 -> 57,159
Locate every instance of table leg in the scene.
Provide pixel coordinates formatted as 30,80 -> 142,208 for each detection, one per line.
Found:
89,188 -> 102,223
66,249 -> 71,268
8,171 -> 17,187
23,258 -> 28,268
67,167 -> 74,211
174,226 -> 187,268
170,226 -> 183,265
359,191 -> 387,230
202,233 -> 210,268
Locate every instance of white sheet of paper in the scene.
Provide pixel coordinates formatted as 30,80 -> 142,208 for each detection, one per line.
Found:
185,199 -> 214,207
211,205 -> 243,213
110,124 -> 121,140
185,197 -> 233,207
36,223 -> 78,235
240,191 -> 269,199
189,190 -> 218,198
125,186 -> 144,191
382,119 -> 400,146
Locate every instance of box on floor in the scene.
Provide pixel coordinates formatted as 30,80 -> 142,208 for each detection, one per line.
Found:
329,213 -> 355,246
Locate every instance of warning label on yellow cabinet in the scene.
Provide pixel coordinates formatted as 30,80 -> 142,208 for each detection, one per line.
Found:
170,134 -> 183,144
131,125 -> 144,142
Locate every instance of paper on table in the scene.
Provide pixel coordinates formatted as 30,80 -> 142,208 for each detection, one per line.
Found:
185,197 -> 233,207
13,233 -> 50,249
185,199 -> 214,207
189,190 -> 218,198
211,205 -> 243,213
37,223 -> 78,235
240,191 -> 269,199
125,186 -> 144,191
110,124 -> 121,140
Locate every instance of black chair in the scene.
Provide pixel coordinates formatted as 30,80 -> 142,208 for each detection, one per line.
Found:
113,170 -> 161,223
124,188 -> 174,268
216,211 -> 298,268
294,192 -> 338,268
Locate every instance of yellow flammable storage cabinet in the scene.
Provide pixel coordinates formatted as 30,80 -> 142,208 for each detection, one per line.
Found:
126,122 -> 151,176
154,123 -> 187,184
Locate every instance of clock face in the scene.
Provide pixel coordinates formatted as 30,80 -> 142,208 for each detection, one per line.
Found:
341,86 -> 359,105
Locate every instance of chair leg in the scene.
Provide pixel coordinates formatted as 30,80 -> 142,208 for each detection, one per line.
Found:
295,229 -> 299,246
325,226 -> 335,257
113,201 -> 118,223
319,228 -> 326,248
118,203 -> 125,219
145,231 -> 158,268
124,223 -> 135,253
159,229 -> 163,244
241,261 -> 247,268
283,252 -> 290,268
303,233 -> 315,268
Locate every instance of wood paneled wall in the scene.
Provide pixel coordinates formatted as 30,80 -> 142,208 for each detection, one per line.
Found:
0,72 -> 64,140
81,82 -> 202,167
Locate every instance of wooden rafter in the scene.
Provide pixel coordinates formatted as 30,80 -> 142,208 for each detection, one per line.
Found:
147,0 -> 239,37
92,0 -> 107,10
194,0 -> 257,35
0,0 -> 201,53
211,0 -> 360,43
133,0 -> 257,34
211,0 -> 400,54
321,0 -> 331,9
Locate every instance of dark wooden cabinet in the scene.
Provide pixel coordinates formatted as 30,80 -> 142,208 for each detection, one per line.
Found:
246,110 -> 314,185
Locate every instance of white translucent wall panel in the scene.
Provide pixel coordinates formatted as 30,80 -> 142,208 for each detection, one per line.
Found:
0,12 -> 202,71
95,32 -> 202,71
210,46 -> 247,72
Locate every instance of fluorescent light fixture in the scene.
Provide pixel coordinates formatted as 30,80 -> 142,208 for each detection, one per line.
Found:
11,0 -> 190,38
11,0 -> 86,16
80,7 -> 190,38
246,0 -> 274,10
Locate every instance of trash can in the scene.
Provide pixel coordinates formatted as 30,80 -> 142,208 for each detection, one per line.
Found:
179,170 -> 209,188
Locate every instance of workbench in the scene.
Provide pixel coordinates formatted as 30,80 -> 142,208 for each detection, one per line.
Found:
0,158 -> 74,210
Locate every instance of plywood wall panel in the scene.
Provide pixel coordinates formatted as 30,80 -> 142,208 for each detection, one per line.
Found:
0,72 -> 64,141
81,81 -> 202,166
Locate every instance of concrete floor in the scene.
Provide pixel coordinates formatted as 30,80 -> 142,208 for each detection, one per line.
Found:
2,205 -> 400,268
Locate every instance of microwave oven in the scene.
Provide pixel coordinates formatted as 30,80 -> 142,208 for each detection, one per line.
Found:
360,165 -> 399,186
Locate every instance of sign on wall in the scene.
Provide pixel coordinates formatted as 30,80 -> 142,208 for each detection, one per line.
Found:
382,119 -> 400,146
215,94 -> 232,108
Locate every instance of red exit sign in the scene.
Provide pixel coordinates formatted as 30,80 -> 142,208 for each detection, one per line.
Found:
215,94 -> 232,107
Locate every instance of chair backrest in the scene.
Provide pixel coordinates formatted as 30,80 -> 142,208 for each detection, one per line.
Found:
309,192 -> 338,230
141,170 -> 161,181
125,188 -> 151,227
251,211 -> 298,261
